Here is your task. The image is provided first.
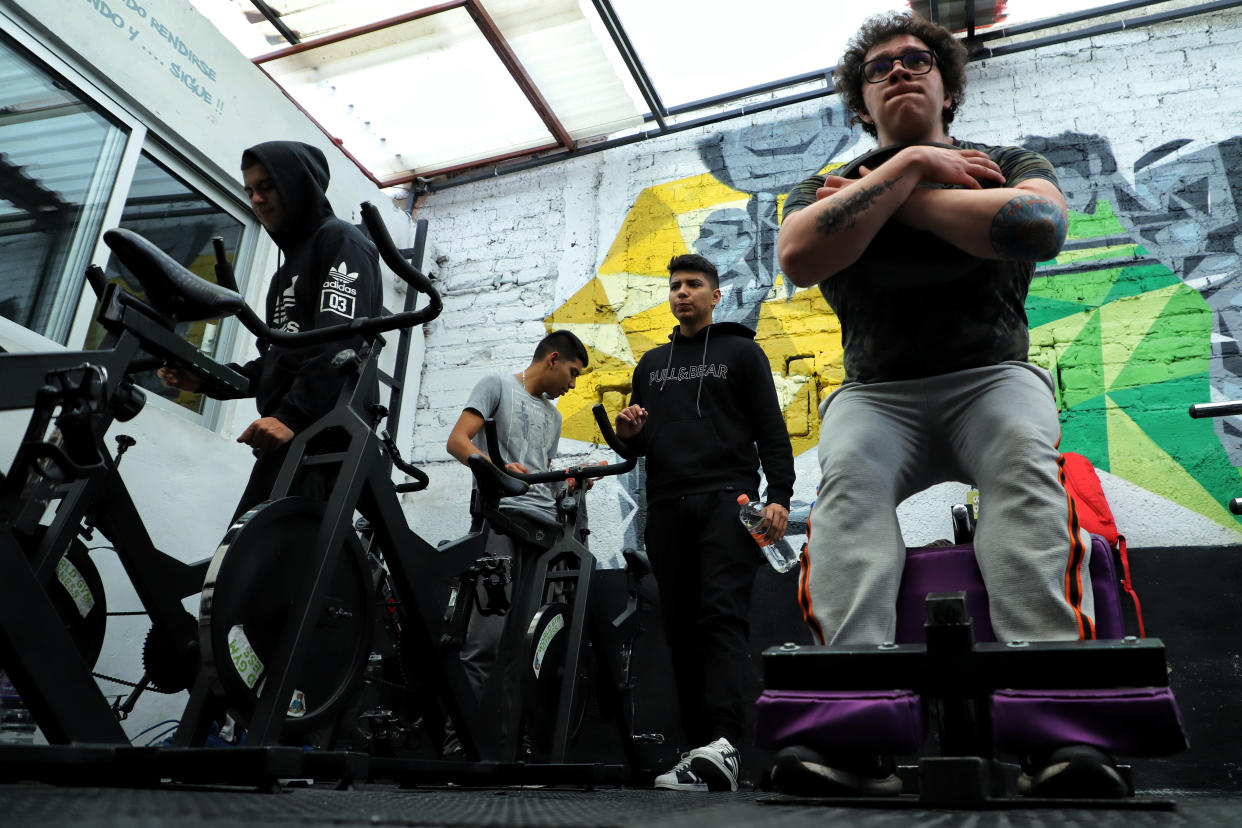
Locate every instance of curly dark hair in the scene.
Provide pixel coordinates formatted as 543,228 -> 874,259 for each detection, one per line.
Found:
834,12 -> 968,139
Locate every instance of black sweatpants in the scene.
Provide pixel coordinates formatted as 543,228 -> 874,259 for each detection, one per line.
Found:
645,490 -> 761,748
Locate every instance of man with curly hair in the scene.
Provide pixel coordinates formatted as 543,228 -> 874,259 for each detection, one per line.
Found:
773,13 -> 1127,798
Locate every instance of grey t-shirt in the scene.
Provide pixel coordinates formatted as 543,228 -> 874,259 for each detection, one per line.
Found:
464,372 -> 561,523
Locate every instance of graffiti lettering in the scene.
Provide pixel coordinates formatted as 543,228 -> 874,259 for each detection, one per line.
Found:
87,0 -> 125,28
150,17 -> 217,81
169,64 -> 212,105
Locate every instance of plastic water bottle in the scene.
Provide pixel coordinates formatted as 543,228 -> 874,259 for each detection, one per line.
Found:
737,494 -> 799,574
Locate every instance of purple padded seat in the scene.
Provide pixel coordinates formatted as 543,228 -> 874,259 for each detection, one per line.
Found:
756,535 -> 1187,758
990,686 -> 1187,756
895,533 -> 1126,643
756,689 -> 925,756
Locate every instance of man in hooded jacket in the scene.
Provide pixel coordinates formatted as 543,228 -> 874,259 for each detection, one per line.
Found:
161,140 -> 381,518
615,253 -> 795,792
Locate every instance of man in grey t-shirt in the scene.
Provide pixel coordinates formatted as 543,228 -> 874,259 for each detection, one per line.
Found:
442,329 -> 588,755
458,371 -> 562,525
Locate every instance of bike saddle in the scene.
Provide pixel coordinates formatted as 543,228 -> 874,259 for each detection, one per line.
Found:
468,454 -> 529,502
104,228 -> 246,323
828,142 -> 997,287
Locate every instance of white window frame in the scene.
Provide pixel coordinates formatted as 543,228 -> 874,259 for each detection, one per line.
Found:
0,13 -> 261,431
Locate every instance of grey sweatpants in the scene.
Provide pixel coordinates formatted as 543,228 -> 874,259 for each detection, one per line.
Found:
802,361 -> 1095,645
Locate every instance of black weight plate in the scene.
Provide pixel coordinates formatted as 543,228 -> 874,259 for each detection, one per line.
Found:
199,496 -> 374,736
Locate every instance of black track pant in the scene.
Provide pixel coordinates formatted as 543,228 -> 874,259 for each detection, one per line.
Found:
645,490 -> 761,748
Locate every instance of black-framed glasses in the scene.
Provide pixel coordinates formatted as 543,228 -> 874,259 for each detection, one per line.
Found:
862,49 -> 936,83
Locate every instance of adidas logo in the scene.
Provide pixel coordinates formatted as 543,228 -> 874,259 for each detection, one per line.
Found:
328,261 -> 359,283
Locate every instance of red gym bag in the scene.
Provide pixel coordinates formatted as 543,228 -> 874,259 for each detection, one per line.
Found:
1058,452 -> 1146,637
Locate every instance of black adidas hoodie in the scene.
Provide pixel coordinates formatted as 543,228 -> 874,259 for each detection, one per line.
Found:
626,322 -> 795,507
234,141 -> 381,433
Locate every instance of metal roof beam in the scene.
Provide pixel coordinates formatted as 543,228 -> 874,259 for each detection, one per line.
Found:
247,0 -> 300,46
464,0 -> 573,151
420,0 -> 1242,194
590,0 -> 668,131
250,0 -> 574,183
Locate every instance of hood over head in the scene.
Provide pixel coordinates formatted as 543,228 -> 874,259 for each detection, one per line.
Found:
241,140 -> 335,247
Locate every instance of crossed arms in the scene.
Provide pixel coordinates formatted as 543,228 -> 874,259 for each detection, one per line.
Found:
777,144 -> 1068,288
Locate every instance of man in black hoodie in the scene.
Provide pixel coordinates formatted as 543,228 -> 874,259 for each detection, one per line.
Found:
615,253 -> 795,792
160,140 -> 381,517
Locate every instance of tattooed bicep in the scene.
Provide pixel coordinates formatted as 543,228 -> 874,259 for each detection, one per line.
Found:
989,194 -> 1068,262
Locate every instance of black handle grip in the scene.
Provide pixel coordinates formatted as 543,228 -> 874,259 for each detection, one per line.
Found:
212,237 -> 239,292
1189,401 -> 1242,419
360,201 -> 439,299
85,264 -> 109,299
381,429 -> 430,493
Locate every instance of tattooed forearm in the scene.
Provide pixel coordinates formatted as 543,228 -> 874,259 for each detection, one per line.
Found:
814,175 -> 904,237
989,194 -> 1068,261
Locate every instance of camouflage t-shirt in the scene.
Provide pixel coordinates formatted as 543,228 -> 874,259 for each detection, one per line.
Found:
782,140 -> 1060,383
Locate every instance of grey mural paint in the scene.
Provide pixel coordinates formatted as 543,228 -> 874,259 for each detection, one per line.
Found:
1025,132 -> 1242,463
695,105 -> 861,330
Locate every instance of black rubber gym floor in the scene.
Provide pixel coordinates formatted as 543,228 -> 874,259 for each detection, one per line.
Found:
1,784 -> 1239,827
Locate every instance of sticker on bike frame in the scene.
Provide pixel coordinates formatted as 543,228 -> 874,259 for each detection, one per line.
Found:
532,613 -> 565,678
228,625 -> 265,689
287,689 -> 307,718
56,556 -> 94,618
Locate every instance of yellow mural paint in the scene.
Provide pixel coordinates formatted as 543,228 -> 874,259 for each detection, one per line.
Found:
1105,398 -> 1241,533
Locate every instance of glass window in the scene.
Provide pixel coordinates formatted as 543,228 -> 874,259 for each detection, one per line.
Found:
84,152 -> 246,416
0,33 -> 128,343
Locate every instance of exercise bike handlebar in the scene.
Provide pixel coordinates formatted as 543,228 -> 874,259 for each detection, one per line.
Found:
232,201 -> 442,348
484,403 -> 636,485
103,203 -> 441,351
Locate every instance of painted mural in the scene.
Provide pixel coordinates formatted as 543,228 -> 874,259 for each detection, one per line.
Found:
546,103 -> 1242,552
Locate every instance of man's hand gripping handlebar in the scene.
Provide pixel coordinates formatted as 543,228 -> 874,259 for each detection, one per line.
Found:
482,404 -> 636,492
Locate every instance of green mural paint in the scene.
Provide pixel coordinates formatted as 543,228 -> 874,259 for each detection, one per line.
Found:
1029,198 -> 1242,530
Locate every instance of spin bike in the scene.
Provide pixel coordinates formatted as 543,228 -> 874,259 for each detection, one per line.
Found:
455,416 -> 645,766
0,243 -> 251,747
129,205 -> 645,777
341,413 -> 648,769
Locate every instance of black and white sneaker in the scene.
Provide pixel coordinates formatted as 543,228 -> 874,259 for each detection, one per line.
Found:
654,752 -> 708,791
689,737 -> 741,792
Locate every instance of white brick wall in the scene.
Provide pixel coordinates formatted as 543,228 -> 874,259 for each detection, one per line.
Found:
404,10 -> 1242,560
